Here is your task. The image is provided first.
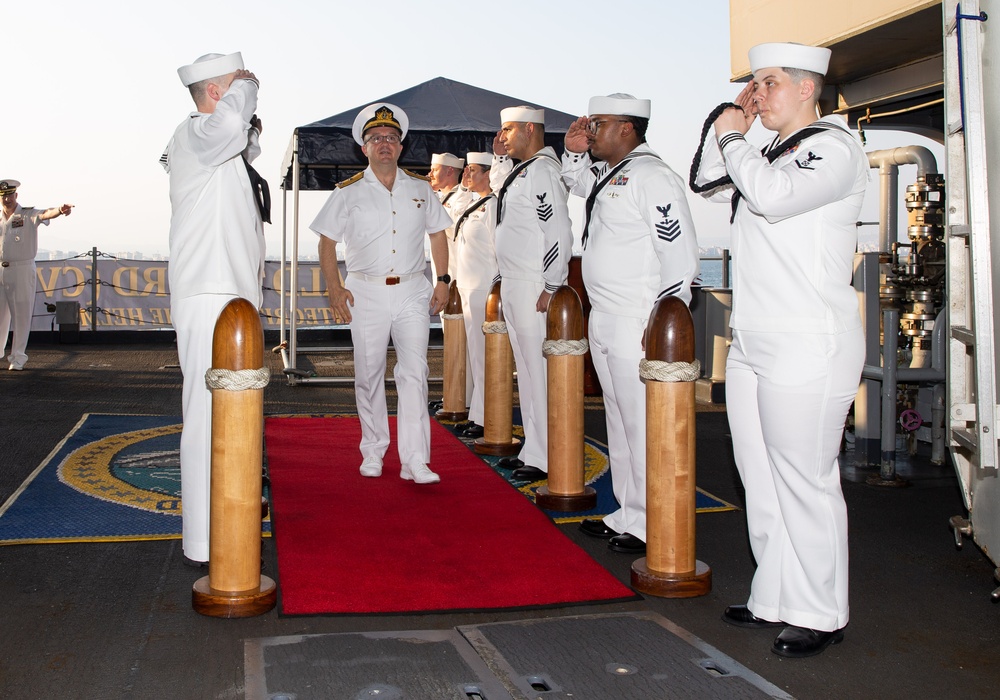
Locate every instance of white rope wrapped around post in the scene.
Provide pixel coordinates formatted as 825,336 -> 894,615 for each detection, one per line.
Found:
542,338 -> 589,356
441,313 -> 465,321
638,358 -> 701,383
482,321 -> 508,334
205,367 -> 271,392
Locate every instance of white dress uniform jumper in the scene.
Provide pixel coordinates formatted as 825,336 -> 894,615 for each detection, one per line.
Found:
562,143 -> 700,542
162,72 -> 265,564
492,147 -> 573,472
694,113 -> 868,632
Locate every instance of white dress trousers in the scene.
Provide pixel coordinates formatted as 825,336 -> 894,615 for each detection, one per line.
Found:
347,273 -> 433,470
500,279 -> 548,471
0,259 -> 36,366
726,327 -> 864,632
588,310 -> 648,539
457,285 -> 488,425
170,293 -> 238,563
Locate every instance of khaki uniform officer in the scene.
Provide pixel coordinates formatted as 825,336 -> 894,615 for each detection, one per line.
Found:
0,180 -> 73,371
492,106 -> 573,482
561,94 -> 700,555
693,42 -> 868,658
452,152 -> 500,438
311,104 -> 452,485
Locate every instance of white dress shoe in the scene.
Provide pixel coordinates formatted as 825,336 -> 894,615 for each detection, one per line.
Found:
400,464 -> 440,484
8,363 -> 24,371
359,456 -> 383,477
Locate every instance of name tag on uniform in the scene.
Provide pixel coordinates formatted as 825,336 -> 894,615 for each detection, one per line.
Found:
12,217 -> 24,228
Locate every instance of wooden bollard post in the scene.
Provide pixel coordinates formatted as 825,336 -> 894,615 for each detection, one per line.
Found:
192,298 -> 277,618
437,281 -> 468,421
535,286 -> 596,511
474,281 -> 521,456
631,296 -> 711,598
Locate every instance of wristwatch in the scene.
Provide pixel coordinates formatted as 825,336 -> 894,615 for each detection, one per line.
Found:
436,274 -> 451,284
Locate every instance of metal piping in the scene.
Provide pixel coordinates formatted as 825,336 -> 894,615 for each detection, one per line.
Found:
867,147 -> 939,252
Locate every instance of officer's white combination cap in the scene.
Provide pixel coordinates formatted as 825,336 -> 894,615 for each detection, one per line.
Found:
177,52 -> 244,87
749,42 -> 831,76
0,179 -> 21,195
353,103 -> 409,146
466,152 -> 493,167
500,106 -> 545,124
432,153 -> 464,169
588,93 -> 651,118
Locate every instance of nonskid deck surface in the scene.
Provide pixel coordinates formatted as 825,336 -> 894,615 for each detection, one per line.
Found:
0,340 -> 997,699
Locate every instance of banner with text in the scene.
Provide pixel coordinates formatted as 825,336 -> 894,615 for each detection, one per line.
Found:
28,259 -> 374,331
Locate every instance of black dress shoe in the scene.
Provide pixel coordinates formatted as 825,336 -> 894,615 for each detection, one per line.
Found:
772,625 -> 845,658
511,465 -> 546,481
461,424 -> 484,438
579,518 -> 619,538
498,457 -> 524,469
183,555 -> 208,569
722,605 -> 784,629
608,533 -> 646,553
428,399 -> 443,411
453,421 -> 475,432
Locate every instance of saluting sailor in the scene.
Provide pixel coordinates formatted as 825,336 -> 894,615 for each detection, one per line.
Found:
692,42 -> 868,658
311,103 -> 452,485
0,179 -> 74,371
561,94 -> 700,556
451,152 -> 500,439
162,52 -> 266,567
491,106 -> 573,483
427,152 -> 473,415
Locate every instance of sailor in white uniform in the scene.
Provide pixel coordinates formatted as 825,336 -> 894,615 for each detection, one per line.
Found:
561,94 -> 700,555
0,179 -> 73,371
428,152 -> 474,415
452,152 -> 499,438
429,152 -> 471,283
692,42 -> 868,658
491,106 -> 573,482
162,52 -> 266,566
311,103 -> 452,485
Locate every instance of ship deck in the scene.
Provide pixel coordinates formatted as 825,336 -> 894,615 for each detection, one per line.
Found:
1,334 -> 997,699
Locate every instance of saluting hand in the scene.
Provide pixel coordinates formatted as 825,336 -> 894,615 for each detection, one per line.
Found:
564,116 -> 591,154
493,130 -> 507,157
60,204 -> 74,216
714,82 -> 757,136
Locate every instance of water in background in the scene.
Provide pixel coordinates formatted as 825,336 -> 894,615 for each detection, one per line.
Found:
698,258 -> 727,288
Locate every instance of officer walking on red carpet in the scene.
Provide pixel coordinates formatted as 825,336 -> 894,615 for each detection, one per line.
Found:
311,104 -> 452,485
561,94 -> 700,556
692,42 -> 868,658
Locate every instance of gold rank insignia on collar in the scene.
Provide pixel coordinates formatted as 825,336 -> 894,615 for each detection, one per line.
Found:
403,169 -> 430,182
335,172 -> 364,189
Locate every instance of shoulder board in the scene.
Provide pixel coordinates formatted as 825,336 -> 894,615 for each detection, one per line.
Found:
335,172 -> 364,189
403,169 -> 431,182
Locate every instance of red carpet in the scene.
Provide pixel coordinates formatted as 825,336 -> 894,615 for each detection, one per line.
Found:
265,416 -> 637,615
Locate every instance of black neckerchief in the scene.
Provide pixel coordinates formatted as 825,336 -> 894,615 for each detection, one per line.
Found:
243,156 -> 271,224
496,154 -> 546,226
580,150 -> 661,249
453,194 -> 494,240
726,126 -> 827,222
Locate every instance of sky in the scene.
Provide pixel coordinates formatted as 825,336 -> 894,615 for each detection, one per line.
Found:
7,0 -> 942,259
